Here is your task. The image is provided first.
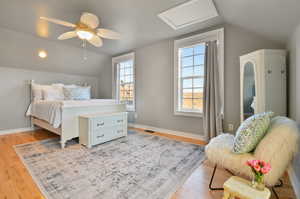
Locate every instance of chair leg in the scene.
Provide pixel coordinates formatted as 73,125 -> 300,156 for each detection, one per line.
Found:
274,179 -> 283,188
272,179 -> 283,199
209,164 -> 224,191
272,187 -> 280,199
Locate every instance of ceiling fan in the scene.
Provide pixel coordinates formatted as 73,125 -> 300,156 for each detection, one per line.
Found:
40,12 -> 121,47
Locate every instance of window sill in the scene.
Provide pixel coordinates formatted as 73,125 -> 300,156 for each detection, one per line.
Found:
174,110 -> 203,118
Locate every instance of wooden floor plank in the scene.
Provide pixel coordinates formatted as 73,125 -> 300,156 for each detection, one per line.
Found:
0,129 -> 296,199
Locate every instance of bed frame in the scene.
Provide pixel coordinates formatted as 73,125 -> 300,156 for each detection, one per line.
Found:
29,80 -> 126,148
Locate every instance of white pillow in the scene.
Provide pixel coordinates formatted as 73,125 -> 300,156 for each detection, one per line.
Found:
63,84 -> 78,88
63,86 -> 91,100
43,86 -> 65,101
31,84 -> 52,101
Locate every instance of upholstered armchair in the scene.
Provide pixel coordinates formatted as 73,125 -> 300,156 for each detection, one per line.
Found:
205,116 -> 299,198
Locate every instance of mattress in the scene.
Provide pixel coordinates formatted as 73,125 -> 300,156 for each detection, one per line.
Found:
26,99 -> 119,128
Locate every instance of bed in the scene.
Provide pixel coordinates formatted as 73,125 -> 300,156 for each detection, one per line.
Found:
26,81 -> 126,148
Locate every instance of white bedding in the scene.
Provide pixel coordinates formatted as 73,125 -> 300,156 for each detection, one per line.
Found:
26,99 -> 119,128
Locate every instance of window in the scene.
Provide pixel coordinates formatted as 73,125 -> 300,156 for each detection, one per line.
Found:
112,52 -> 135,111
174,28 -> 224,117
179,44 -> 205,113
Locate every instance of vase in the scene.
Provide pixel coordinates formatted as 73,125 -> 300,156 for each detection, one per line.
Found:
251,175 -> 265,191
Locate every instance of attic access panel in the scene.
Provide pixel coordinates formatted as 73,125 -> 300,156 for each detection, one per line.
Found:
158,0 -> 218,30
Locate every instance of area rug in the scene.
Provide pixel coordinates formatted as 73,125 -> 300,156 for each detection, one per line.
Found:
14,130 -> 205,199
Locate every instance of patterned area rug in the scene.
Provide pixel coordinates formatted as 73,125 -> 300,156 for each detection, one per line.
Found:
14,131 -> 205,199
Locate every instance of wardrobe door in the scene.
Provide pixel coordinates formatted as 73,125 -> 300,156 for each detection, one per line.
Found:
280,57 -> 287,116
265,54 -> 286,116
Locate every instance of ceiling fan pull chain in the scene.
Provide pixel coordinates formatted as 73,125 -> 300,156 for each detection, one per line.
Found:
82,39 -> 87,60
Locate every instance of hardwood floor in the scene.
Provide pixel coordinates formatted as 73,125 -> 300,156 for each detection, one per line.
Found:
0,129 -> 296,199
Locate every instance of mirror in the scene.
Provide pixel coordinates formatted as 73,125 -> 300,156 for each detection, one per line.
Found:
243,62 -> 256,120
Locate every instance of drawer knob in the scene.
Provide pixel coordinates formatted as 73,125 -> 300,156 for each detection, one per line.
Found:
97,122 -> 104,127
97,134 -> 104,138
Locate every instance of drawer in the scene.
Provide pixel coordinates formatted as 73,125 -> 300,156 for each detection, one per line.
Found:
112,115 -> 126,126
92,129 -> 107,145
113,126 -> 127,137
92,114 -> 126,130
91,126 -> 127,145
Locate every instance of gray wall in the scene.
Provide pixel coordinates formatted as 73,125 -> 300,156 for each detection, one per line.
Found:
287,23 -> 300,186
0,67 -> 100,130
288,24 -> 300,122
0,26 -> 111,131
107,24 -> 283,135
99,63 -> 113,99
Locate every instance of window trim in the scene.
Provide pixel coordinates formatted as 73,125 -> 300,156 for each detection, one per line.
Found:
174,28 -> 224,117
112,52 -> 136,112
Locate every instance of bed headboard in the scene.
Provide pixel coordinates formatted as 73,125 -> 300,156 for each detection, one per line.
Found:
28,80 -> 90,102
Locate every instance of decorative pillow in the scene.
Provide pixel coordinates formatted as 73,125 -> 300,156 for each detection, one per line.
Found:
63,86 -> 91,100
232,112 -> 274,154
43,87 -> 64,100
31,83 -> 52,101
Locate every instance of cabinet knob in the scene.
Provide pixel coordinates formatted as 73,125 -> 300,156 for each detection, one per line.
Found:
117,120 -> 123,123
117,130 -> 123,133
281,70 -> 285,74
97,134 -> 104,138
267,70 -> 272,74
97,122 -> 104,127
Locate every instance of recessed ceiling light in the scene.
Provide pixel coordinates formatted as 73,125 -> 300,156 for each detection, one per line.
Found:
38,50 -> 47,58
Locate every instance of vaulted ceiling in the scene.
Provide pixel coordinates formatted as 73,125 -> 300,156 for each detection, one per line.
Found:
0,0 -> 299,56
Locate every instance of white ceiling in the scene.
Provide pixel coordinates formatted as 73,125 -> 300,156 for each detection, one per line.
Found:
0,0 -> 299,56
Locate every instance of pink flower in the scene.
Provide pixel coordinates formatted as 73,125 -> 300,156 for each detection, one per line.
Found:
246,159 -> 272,174
252,160 -> 260,167
261,163 -> 272,174
246,160 -> 258,167
260,160 -> 266,167
253,164 -> 261,172
246,160 -> 253,166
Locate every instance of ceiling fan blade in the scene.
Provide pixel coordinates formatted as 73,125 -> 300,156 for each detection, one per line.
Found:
88,35 -> 103,47
58,31 -> 77,40
97,28 -> 121,40
40,17 -> 76,28
80,12 -> 99,29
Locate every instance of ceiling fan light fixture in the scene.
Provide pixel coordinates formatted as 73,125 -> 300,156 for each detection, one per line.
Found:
76,30 -> 94,40
40,12 -> 121,50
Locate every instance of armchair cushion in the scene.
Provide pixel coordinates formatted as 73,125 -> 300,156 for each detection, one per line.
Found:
205,134 -> 253,180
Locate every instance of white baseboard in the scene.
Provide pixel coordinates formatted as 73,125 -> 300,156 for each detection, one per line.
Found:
128,123 -> 207,142
288,166 -> 300,199
0,127 -> 35,136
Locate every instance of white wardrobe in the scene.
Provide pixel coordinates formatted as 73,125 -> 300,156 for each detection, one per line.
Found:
240,49 -> 286,121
